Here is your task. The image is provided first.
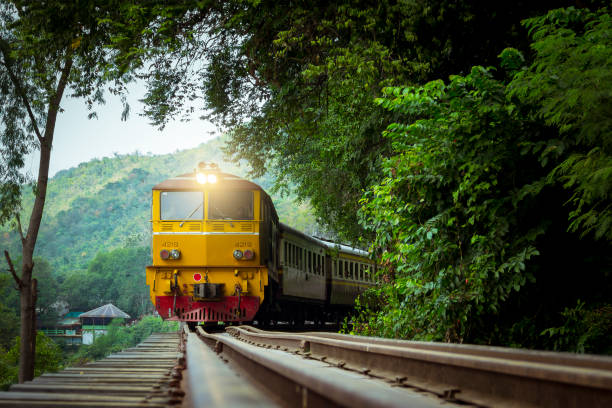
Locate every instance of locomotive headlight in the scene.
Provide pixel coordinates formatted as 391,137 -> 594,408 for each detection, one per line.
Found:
243,249 -> 255,260
233,249 -> 243,260
207,174 -> 218,183
170,249 -> 181,259
196,172 -> 207,184
160,249 -> 170,260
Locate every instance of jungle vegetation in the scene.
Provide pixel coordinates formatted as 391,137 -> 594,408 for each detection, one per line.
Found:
107,0 -> 611,352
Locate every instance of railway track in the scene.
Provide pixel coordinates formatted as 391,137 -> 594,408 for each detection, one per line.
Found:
0,332 -> 184,407
193,325 -> 612,408
1,326 -> 610,407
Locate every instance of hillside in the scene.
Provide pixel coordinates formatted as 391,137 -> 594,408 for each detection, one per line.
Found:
0,137 -> 318,276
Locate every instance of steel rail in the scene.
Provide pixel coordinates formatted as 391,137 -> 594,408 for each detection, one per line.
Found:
182,325 -> 275,407
225,325 -> 612,407
195,326 -> 457,407
0,332 -> 185,407
242,325 -> 612,370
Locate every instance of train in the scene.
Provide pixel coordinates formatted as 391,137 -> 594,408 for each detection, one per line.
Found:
145,162 -> 375,327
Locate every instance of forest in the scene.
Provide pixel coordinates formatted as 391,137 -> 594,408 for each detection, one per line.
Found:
0,0 -> 610,382
0,138 -> 318,342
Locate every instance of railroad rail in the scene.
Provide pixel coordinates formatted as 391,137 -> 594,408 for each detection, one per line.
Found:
1,326 -> 610,407
198,325 -> 612,408
192,325 -> 452,407
0,332 -> 184,407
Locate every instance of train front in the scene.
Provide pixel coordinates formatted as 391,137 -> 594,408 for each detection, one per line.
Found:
145,164 -> 268,324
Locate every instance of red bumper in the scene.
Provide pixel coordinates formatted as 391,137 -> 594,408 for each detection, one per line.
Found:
155,295 -> 260,322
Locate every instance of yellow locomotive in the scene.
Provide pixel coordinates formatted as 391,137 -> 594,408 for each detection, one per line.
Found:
146,163 -> 375,326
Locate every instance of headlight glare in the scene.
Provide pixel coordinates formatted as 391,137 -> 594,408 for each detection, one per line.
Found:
196,172 -> 207,184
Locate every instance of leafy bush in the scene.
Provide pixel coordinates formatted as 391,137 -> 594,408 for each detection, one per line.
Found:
541,301 -> 612,353
353,66 -> 541,341
0,332 -> 62,390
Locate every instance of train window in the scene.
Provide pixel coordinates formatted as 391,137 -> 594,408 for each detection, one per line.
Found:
308,251 -> 312,273
299,247 -> 303,270
284,242 -> 288,265
208,190 -> 254,220
161,191 -> 203,220
319,254 -> 323,275
345,261 -> 349,278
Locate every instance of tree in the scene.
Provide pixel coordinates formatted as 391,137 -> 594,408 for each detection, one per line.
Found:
59,247 -> 152,317
348,6 -> 611,349
0,1 -> 130,382
507,7 -> 612,240
110,0 -> 577,241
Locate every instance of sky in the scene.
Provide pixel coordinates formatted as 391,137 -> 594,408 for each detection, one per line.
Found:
24,84 -> 219,178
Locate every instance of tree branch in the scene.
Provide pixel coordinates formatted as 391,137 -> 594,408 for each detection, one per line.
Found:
0,36 -> 44,143
15,213 -> 25,244
4,250 -> 23,288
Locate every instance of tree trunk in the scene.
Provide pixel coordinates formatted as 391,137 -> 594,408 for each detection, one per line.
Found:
16,56 -> 72,383
17,270 -> 33,383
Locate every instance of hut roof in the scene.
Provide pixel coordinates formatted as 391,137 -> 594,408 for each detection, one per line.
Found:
58,311 -> 83,326
80,304 -> 130,319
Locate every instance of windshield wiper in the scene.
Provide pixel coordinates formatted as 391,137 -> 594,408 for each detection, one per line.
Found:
179,202 -> 203,227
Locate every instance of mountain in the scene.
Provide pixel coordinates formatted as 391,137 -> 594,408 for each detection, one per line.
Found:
1,137 -> 318,276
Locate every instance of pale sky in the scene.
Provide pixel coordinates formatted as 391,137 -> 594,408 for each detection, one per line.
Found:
24,84 -> 219,178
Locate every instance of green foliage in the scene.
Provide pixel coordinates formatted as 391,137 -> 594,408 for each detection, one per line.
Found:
508,7 -> 612,240
349,6 -> 612,350
0,0 -> 133,224
541,301 -> 612,354
70,316 -> 178,364
0,295 -> 18,350
0,332 -> 62,390
355,67 -> 542,341
60,247 -> 152,317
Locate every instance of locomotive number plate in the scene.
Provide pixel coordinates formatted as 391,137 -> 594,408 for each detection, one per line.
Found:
235,241 -> 252,248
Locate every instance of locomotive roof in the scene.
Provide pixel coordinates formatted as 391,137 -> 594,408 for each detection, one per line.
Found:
280,222 -> 369,258
153,172 -> 264,191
